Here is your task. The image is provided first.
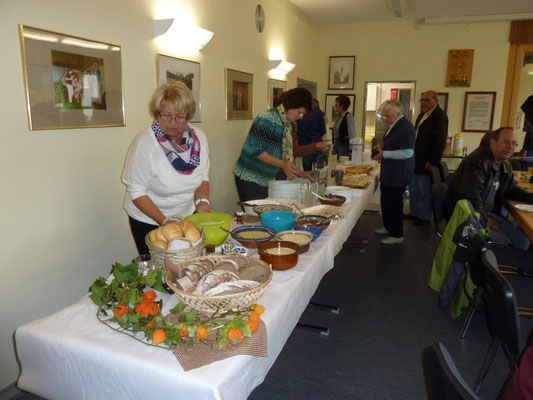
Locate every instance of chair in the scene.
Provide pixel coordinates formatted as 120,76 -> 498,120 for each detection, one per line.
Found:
439,161 -> 450,182
422,342 -> 480,400
429,165 -> 442,184
430,182 -> 448,241
473,249 -> 533,394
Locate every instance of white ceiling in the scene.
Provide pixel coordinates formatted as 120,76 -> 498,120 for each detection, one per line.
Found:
287,0 -> 533,25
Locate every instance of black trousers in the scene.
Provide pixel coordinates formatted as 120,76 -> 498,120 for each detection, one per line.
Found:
234,175 -> 268,202
128,216 -> 158,255
380,184 -> 406,238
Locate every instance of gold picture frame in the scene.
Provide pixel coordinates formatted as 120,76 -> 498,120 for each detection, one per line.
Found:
18,25 -> 125,130
225,68 -> 254,120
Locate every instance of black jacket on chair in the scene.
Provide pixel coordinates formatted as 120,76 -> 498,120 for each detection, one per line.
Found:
414,105 -> 448,174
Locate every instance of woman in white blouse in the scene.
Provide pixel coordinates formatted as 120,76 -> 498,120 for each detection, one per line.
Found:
122,82 -> 211,254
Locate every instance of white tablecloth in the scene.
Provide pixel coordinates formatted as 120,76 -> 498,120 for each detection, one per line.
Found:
16,170 -> 378,400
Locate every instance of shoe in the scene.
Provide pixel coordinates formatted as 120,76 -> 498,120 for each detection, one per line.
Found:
374,227 -> 389,235
413,218 -> 430,226
381,236 -> 404,244
403,214 -> 415,220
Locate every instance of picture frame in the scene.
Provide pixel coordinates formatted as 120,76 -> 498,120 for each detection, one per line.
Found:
462,91 -> 496,132
328,56 -> 355,90
157,54 -> 201,122
297,78 -> 317,98
18,25 -> 124,130
225,68 -> 254,120
325,94 -> 355,126
436,92 -> 449,113
446,49 -> 474,87
267,78 -> 286,109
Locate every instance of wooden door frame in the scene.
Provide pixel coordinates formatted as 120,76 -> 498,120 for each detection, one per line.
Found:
501,43 -> 533,127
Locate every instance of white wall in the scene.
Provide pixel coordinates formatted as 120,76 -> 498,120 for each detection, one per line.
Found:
0,0 -> 515,392
316,20 -> 511,153
0,0 -> 320,390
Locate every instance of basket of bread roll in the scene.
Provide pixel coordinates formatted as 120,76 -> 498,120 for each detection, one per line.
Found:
165,254 -> 272,313
145,217 -> 205,269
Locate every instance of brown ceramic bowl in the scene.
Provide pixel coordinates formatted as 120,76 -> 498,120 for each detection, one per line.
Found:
297,214 -> 330,229
318,194 -> 346,207
253,204 -> 293,217
276,230 -> 313,254
258,240 -> 299,270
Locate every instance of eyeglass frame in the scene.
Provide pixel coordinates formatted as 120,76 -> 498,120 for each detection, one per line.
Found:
159,112 -> 188,123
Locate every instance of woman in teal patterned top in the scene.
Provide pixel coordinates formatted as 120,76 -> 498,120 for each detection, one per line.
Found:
234,88 -> 324,202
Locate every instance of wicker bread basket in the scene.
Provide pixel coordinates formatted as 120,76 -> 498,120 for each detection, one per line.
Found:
165,255 -> 273,313
146,232 -> 205,269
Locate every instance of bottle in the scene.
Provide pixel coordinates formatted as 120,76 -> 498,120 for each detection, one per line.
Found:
452,133 -> 463,156
235,211 -> 244,224
350,137 -> 364,165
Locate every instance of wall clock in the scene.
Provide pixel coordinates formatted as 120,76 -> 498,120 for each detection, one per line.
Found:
255,4 -> 265,33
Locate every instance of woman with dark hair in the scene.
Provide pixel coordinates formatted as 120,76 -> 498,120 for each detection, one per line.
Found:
233,87 -> 316,201
332,94 -> 356,157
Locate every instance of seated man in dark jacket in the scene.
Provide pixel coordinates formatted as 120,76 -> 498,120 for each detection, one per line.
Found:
444,127 -> 533,249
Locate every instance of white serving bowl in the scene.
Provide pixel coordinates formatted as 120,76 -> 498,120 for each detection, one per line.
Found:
242,198 -> 280,215
325,186 -> 352,204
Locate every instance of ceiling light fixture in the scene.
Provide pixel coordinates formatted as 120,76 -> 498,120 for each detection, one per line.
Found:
424,12 -> 533,24
385,0 -> 410,18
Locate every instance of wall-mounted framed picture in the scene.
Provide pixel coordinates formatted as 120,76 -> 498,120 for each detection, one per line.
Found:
328,56 -> 355,90
436,92 -> 449,113
446,49 -> 474,87
462,91 -> 496,132
225,68 -> 254,120
325,94 -> 355,125
267,78 -> 286,109
18,25 -> 124,130
157,54 -> 201,122
297,78 -> 317,98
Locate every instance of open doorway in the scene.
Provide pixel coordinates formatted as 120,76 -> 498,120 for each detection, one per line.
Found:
363,81 -> 416,147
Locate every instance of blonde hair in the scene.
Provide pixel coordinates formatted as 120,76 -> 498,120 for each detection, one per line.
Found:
148,81 -> 196,121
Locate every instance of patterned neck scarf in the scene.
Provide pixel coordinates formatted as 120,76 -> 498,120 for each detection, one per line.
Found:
277,104 -> 293,162
152,119 -> 201,175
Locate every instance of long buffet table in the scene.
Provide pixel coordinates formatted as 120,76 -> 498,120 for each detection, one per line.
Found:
16,168 -> 379,400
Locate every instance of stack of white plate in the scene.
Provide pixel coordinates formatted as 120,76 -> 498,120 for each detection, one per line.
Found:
268,180 -> 303,200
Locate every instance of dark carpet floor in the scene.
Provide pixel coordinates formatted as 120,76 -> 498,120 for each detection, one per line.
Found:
14,212 -> 533,400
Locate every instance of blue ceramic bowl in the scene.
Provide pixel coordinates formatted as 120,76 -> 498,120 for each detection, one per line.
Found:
260,210 -> 296,233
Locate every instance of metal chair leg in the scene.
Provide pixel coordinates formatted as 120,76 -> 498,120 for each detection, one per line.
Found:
474,337 -> 500,394
460,304 -> 476,339
296,323 -> 329,336
308,302 -> 341,314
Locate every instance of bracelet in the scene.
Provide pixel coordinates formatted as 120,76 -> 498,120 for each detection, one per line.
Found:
194,198 -> 210,206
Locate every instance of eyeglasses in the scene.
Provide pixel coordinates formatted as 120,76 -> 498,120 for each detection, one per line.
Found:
498,139 -> 518,147
159,112 -> 187,122
419,98 -> 431,102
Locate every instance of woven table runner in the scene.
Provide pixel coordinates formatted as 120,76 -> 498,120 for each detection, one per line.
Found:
167,315 -> 268,371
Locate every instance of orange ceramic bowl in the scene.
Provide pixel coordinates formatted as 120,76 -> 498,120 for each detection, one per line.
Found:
258,241 -> 299,270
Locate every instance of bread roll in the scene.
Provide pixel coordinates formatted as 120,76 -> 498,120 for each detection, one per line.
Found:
148,229 -> 158,244
162,222 -> 184,241
179,220 -> 196,232
153,239 -> 168,249
185,227 -> 201,243
154,227 -> 167,242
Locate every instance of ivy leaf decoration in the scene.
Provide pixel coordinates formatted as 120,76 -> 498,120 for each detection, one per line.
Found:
113,262 -> 139,283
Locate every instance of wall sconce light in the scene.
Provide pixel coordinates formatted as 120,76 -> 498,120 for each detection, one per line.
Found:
269,60 -> 295,75
154,18 -> 214,51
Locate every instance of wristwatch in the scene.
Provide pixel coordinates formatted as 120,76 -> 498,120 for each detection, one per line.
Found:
194,198 -> 210,206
